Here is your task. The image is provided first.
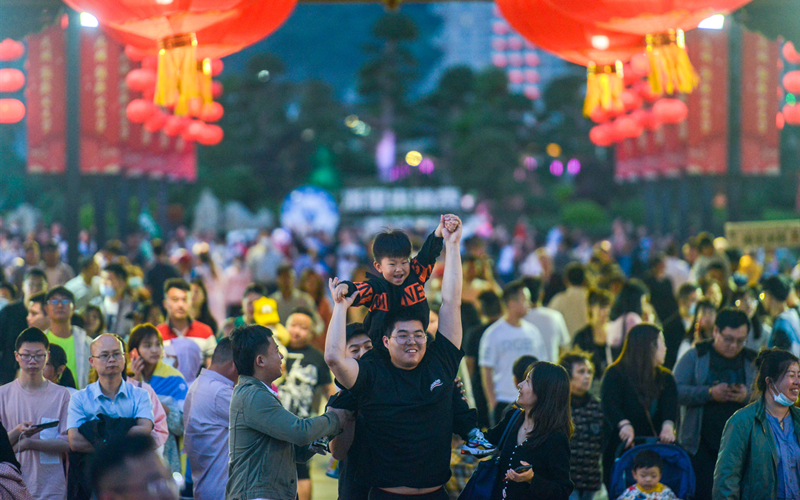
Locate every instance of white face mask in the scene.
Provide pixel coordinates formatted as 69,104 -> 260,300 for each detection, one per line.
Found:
772,386 -> 796,407
100,284 -> 116,298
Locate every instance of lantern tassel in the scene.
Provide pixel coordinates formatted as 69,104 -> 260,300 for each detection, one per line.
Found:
583,62 -> 624,117
646,30 -> 699,96
154,33 -> 199,116
198,59 -> 213,104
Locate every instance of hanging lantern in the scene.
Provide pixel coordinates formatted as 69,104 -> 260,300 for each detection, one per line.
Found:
197,124 -> 223,146
777,112 -> 785,130
144,111 -> 168,133
126,98 -> 157,123
783,71 -> 800,94
783,104 -> 800,126
125,68 -> 157,93
612,116 -> 644,139
0,39 -> 25,62
589,123 -> 615,146
0,69 -> 25,93
621,88 -> 644,111
0,99 -> 25,123
653,98 -> 689,124
783,42 -> 800,65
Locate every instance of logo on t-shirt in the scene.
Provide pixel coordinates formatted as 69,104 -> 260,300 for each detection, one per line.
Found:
430,379 -> 442,391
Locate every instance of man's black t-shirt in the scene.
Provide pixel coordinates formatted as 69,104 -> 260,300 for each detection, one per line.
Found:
278,344 -> 332,418
349,332 -> 463,489
701,348 -> 747,450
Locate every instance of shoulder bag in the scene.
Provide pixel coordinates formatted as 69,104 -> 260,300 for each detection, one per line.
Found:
458,410 -> 522,500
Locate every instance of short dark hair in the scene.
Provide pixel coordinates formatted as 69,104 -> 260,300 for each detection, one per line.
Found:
163,277 -> 190,295
632,449 -> 663,472
90,434 -> 157,497
230,324 -> 273,377
24,268 -> 47,283
151,239 -> 166,256
277,264 -> 294,276
513,354 -> 538,383
372,229 -> 412,262
478,290 -> 502,319
43,240 -> 59,252
0,282 -> 17,300
78,257 -> 96,272
762,275 -> 792,302
29,291 -> 47,312
46,286 -> 74,305
677,282 -> 700,302
103,263 -> 128,282
383,309 -> 427,339
565,263 -> 586,287
243,283 -> 266,299
127,324 -> 163,354
287,307 -> 316,326
346,323 -> 368,342
15,327 -> 49,351
559,350 -> 594,378
588,288 -> 613,308
521,277 -> 544,303
211,336 -> 233,365
502,281 -> 527,305
715,308 -> 750,332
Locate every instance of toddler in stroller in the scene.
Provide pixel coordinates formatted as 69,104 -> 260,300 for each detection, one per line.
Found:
610,439 -> 695,500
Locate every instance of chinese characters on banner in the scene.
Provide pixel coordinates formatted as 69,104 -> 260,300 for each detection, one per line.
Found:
740,30 -> 780,175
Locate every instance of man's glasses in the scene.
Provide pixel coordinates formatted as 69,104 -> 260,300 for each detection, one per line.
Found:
47,299 -> 71,306
17,353 -> 46,362
92,352 -> 124,362
720,334 -> 747,347
391,334 -> 428,345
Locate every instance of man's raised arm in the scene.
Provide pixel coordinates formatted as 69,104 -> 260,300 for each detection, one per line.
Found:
324,278 -> 360,389
438,215 -> 463,349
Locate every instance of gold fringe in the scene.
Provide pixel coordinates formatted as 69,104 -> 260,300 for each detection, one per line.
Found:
646,30 -> 699,96
198,59 -> 213,104
154,33 -> 199,116
583,62 -> 624,117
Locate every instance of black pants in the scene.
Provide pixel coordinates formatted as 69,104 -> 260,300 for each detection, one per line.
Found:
368,487 -> 448,500
453,384 -> 478,440
692,440 -> 718,500
492,402 -> 512,427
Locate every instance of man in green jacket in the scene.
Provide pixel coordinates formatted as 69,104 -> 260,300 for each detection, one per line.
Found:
226,324 -> 347,500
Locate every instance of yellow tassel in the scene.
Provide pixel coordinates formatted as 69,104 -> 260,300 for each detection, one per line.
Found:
584,62 -> 624,116
154,33 -> 199,116
645,30 -> 699,96
198,59 -> 213,104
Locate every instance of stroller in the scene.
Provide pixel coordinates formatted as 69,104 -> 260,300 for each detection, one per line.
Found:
609,438 -> 696,500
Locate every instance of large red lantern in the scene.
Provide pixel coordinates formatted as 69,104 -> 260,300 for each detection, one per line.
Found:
197,124 -> 223,146
0,99 -> 25,123
589,123 -> 615,146
0,39 -> 24,62
0,69 -> 25,93
653,98 -> 689,124
783,71 -> 800,95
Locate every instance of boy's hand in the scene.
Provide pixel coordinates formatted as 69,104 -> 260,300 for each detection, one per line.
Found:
329,278 -> 356,307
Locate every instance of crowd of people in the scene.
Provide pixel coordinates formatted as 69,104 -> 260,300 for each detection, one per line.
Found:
2,215 -> 800,500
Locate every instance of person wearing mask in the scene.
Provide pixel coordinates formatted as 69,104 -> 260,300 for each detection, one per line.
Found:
65,258 -> 101,312
713,348 -> 800,500
227,324 -> 346,500
183,338 -> 237,500
26,292 -> 49,332
89,435 -> 178,500
662,283 -> 700,369
762,275 -> 800,357
465,290 -> 503,429
44,286 -> 92,389
484,362 -> 573,500
41,241 -> 74,287
547,263 -> 589,337
732,287 -> 771,352
144,239 -> 180,309
606,279 -> 650,351
91,264 -> 136,341
675,299 -> 718,366
600,324 -> 677,489
522,277 -> 570,364
157,278 -> 216,361
0,269 -> 47,384
572,288 -> 618,388
480,281 -> 547,425
559,351 -> 603,500
0,328 -> 71,500
674,308 -> 755,499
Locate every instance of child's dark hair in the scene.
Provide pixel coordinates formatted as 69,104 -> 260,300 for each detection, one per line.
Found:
513,354 -> 539,384
346,323 -> 368,342
372,230 -> 412,262
754,347 -> 800,397
632,450 -> 663,472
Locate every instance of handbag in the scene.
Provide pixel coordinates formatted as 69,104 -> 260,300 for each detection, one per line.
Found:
458,410 -> 522,500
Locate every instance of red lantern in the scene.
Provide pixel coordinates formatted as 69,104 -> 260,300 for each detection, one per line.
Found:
211,81 -> 224,99
210,59 -> 224,77
163,116 -> 189,136
636,80 -> 663,103
777,112 -> 786,130
197,124 -> 223,146
590,107 -> 612,123
182,120 -> 205,142
783,71 -> 800,95
589,123 -> 615,146
784,42 -> 800,65
653,98 -> 688,124
144,111 -> 168,133
783,104 -> 800,125
125,68 -> 157,93
0,69 -> 25,93
621,89 -> 643,111
0,39 -> 25,62
629,53 -> 650,77
124,45 -> 148,62
0,99 -> 25,123
126,99 -> 156,123
612,116 -> 643,139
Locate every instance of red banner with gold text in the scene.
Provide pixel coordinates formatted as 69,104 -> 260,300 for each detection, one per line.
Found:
740,30 -> 780,175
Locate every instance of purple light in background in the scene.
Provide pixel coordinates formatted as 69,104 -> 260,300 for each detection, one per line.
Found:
419,158 -> 435,174
513,168 -> 526,181
549,160 -> 564,176
567,158 -> 581,175
523,156 -> 538,171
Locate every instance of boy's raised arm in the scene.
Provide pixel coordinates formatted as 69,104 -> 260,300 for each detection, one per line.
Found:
324,278 -> 360,389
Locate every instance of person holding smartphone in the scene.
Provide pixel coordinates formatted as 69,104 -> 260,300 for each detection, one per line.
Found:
0,328 -> 71,500
674,308 -> 756,500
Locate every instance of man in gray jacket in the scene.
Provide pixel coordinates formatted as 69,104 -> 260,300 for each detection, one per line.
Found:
226,324 -> 346,500
674,308 -> 756,500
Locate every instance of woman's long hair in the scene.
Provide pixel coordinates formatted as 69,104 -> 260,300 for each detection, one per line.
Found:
48,344 -> 77,389
687,299 -> 717,342
754,347 -> 800,398
190,278 -> 218,333
609,279 -> 648,321
524,361 -> 574,447
611,323 -> 664,406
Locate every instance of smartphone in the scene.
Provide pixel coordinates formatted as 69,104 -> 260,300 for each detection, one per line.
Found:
32,421 -> 58,430
514,465 -> 532,473
130,348 -> 140,360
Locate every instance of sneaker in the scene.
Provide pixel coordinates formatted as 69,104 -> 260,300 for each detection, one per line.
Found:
309,435 -> 331,455
325,458 -> 339,479
461,429 -> 495,457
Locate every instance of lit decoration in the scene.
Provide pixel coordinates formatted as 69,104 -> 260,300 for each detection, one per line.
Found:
523,156 -> 538,170
546,143 -> 562,157
784,42 -> 800,65
549,160 -> 564,176
0,98 -> 25,124
567,158 -> 581,175
0,40 -> 25,62
0,69 -> 24,93
652,98 -> 689,124
405,151 -> 423,166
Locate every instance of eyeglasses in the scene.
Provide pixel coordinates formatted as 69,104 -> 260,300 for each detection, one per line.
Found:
47,299 -> 71,306
17,353 -> 46,362
391,334 -> 428,345
92,352 -> 124,362
720,334 -> 747,347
